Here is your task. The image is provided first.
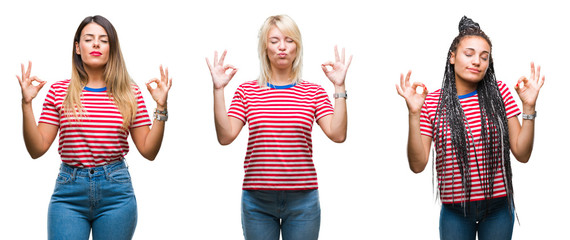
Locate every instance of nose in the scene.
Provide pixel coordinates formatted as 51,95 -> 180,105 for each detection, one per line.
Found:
278,40 -> 286,51
93,39 -> 100,48
472,55 -> 480,66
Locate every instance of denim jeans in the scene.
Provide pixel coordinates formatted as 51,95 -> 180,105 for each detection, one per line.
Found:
439,197 -> 514,240
241,190 -> 321,240
47,160 -> 137,240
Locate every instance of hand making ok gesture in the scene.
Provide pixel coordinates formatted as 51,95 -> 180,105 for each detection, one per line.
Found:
146,65 -> 173,109
321,46 -> 352,87
206,50 -> 238,90
514,62 -> 545,109
395,70 -> 429,115
17,61 -> 47,104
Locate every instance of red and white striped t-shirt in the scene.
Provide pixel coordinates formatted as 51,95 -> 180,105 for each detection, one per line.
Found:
420,81 -> 521,204
39,80 -> 152,168
228,80 -> 334,190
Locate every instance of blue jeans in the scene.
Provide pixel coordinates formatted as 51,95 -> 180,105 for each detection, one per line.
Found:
47,160 -> 137,240
439,197 -> 514,240
241,190 -> 321,240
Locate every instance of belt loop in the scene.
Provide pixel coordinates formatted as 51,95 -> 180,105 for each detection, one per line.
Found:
72,167 -> 77,181
103,164 -> 110,180
123,158 -> 128,168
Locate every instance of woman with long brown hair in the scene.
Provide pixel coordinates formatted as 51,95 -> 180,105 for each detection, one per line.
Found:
17,15 -> 172,239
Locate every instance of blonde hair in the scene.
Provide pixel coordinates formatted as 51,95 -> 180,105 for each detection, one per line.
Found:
257,15 -> 303,88
64,15 -> 137,130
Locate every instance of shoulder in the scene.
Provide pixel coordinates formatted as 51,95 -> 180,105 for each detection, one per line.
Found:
47,79 -> 71,94
425,89 -> 442,101
130,82 -> 143,94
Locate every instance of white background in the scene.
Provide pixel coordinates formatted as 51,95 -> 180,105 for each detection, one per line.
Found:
1,0 -> 568,239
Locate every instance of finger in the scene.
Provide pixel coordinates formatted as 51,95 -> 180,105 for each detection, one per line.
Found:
146,78 -> 159,91
36,80 -> 47,90
539,76 -> 545,88
219,50 -> 227,66
341,47 -> 346,63
515,76 -> 527,90
159,65 -> 165,80
395,84 -> 404,97
16,75 -> 23,86
213,51 -> 219,65
228,68 -> 238,80
334,45 -> 340,63
26,61 -> 32,79
411,82 -> 423,93
205,57 -> 213,72
405,70 -> 412,87
346,55 -> 353,69
399,73 -> 405,90
421,83 -> 428,96
165,67 -> 169,83
535,65 -> 541,82
168,77 -> 173,90
321,64 -> 329,75
21,63 -> 26,81
529,62 -> 535,81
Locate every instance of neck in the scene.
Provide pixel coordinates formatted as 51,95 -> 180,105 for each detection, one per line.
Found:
269,65 -> 294,85
454,74 -> 478,95
84,65 -> 106,88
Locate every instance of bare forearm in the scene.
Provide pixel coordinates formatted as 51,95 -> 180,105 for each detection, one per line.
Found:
514,106 -> 536,162
328,85 -> 347,143
407,113 -> 428,173
139,119 -> 166,160
22,102 -> 48,158
213,88 -> 234,145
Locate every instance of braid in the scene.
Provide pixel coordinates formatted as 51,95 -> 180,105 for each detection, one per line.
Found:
433,16 -> 515,213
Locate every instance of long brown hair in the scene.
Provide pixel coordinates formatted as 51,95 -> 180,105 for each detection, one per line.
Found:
64,15 -> 136,130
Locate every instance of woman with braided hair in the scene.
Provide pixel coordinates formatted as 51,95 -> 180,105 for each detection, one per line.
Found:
396,16 -> 544,240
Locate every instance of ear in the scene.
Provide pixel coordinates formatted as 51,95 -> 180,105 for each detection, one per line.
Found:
75,41 -> 81,55
449,51 -> 456,65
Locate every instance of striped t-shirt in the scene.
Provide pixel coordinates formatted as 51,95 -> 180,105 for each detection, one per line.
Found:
39,80 -> 152,168
420,81 -> 521,203
228,80 -> 334,190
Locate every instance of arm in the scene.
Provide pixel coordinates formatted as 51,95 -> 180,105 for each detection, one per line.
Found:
508,62 -> 545,163
207,50 -> 245,145
18,61 -> 58,159
317,46 -> 352,143
130,65 -> 172,161
396,70 -> 432,173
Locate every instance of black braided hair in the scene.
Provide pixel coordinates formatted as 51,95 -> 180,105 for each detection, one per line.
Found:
433,16 -> 514,213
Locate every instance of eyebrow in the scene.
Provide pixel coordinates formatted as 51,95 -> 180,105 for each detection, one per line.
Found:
83,34 -> 108,38
465,48 -> 490,54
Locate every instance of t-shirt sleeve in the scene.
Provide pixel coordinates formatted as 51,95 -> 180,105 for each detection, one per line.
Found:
498,81 -> 521,118
314,86 -> 334,121
419,102 -> 433,137
228,85 -> 247,123
38,84 -> 60,126
130,87 -> 152,128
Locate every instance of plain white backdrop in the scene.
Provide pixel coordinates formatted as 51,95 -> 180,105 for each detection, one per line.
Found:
1,0 -> 568,239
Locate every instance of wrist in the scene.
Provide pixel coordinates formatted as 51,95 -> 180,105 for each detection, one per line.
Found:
334,84 -> 346,92
22,98 -> 32,105
522,105 -> 536,114
156,104 -> 167,111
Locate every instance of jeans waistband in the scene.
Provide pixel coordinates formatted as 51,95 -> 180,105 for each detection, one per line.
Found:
59,160 -> 127,178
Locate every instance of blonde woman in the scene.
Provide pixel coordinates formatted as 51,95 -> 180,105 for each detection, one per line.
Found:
17,15 -> 171,239
206,15 -> 352,240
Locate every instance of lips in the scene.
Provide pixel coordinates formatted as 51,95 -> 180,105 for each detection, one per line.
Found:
90,51 -> 102,56
467,67 -> 480,73
278,53 -> 287,57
